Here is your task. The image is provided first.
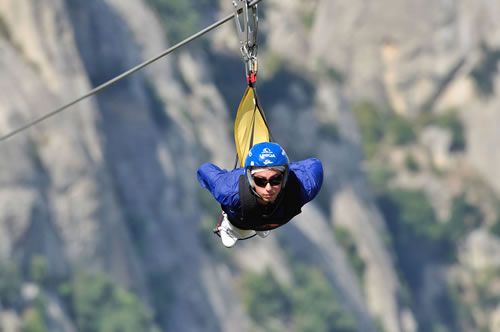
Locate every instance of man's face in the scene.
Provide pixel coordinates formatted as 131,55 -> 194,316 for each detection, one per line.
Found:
252,169 -> 283,204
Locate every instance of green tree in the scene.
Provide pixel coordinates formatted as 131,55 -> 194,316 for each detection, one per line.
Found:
426,110 -> 465,152
29,255 -> 48,285
471,43 -> 500,96
63,270 -> 158,332
387,115 -> 416,146
404,153 -> 419,172
334,227 -> 365,281
352,102 -> 385,158
0,260 -> 21,307
145,0 -> 218,42
384,189 -> 440,238
22,307 -> 48,332
242,266 -> 357,332
377,188 -> 442,289
292,266 -> 357,332
242,269 -> 291,323
444,193 -> 482,244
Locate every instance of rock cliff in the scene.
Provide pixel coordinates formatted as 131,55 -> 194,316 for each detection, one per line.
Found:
1,0 -> 500,331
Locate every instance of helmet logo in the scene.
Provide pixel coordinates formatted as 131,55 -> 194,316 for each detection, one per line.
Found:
260,147 -> 276,159
245,143 -> 289,171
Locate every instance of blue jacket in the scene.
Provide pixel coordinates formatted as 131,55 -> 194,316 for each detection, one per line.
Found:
197,158 -> 323,220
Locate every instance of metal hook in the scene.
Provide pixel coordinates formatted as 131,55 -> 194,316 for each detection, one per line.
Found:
233,0 -> 258,62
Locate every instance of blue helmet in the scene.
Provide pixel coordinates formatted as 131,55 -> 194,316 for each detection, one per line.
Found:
244,142 -> 290,191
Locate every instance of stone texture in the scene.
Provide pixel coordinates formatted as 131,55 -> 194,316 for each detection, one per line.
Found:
1,0 -> 500,331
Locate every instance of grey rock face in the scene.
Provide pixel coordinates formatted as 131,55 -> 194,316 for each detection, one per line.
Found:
1,0 -> 500,331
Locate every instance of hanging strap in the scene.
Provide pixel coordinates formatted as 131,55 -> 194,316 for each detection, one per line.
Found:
234,86 -> 271,166
253,87 -> 273,141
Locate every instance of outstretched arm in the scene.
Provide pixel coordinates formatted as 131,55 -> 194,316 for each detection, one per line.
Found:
197,163 -> 244,208
289,158 -> 324,204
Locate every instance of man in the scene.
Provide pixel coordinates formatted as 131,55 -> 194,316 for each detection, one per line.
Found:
198,142 -> 323,247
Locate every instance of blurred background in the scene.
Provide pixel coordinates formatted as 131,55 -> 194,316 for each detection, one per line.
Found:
1,0 -> 500,331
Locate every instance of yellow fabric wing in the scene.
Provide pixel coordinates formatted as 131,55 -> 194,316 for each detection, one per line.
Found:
234,86 -> 270,166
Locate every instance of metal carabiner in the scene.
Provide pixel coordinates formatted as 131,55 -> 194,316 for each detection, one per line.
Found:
233,0 -> 258,62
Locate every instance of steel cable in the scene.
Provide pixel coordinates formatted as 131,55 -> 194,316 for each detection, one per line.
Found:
0,0 -> 263,142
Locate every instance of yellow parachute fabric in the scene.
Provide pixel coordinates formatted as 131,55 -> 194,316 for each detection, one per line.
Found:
234,86 -> 270,166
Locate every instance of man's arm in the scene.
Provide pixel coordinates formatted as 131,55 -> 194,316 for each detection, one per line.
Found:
289,158 -> 324,204
197,163 -> 244,208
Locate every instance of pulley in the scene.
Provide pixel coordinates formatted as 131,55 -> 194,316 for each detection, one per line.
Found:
233,0 -> 259,85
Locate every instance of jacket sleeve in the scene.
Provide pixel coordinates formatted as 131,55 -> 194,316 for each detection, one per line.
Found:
197,163 -> 244,209
289,158 -> 324,205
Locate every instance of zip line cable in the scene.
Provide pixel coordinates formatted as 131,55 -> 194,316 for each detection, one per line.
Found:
0,0 -> 264,143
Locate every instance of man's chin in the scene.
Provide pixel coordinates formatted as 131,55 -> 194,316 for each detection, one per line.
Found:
258,196 -> 275,204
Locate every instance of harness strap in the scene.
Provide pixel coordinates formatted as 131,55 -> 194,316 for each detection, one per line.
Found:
229,172 -> 303,231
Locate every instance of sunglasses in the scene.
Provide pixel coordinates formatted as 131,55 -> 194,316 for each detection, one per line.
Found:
253,174 -> 284,188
